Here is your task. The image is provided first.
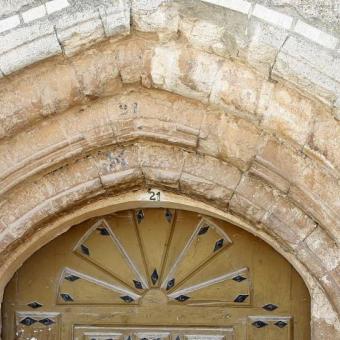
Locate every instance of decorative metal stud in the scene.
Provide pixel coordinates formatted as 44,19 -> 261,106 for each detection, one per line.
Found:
151,269 -> 159,285
175,295 -> 190,302
133,280 -> 143,289
27,301 -> 42,309
252,320 -> 268,328
80,244 -> 90,256
65,274 -> 80,282
263,303 -> 278,311
234,294 -> 249,303
214,238 -> 224,252
198,225 -> 209,235
166,278 -> 175,290
60,293 -> 74,302
121,295 -> 134,303
136,210 -> 144,224
275,320 -> 288,328
97,227 -> 110,236
39,318 -> 55,326
20,317 -> 37,326
232,275 -> 246,282
165,209 -> 173,223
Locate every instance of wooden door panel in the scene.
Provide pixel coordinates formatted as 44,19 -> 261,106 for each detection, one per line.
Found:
2,208 -> 310,340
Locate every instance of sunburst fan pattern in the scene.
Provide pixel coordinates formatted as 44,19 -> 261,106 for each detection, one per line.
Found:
57,209 -> 251,306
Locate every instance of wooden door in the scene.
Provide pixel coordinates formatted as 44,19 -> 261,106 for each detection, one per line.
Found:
2,208 -> 310,339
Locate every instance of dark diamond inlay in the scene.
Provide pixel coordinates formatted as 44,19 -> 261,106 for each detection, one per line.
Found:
39,318 -> 55,326
136,210 -> 144,224
275,320 -> 288,328
61,293 -> 74,302
175,295 -> 190,302
214,238 -> 224,252
252,320 -> 268,328
151,269 -> 159,285
97,227 -> 110,236
65,274 -> 80,282
121,295 -> 134,303
165,209 -> 173,222
166,278 -> 175,290
20,317 -> 37,326
133,280 -> 143,289
234,294 -> 249,303
263,303 -> 278,311
198,225 -> 209,235
233,275 -> 247,282
80,244 -> 90,256
27,301 -> 42,309
176,337 -> 180,340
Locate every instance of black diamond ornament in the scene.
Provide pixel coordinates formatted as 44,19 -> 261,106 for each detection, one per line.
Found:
252,320 -> 268,328
214,238 -> 224,252
65,274 -> 80,282
27,301 -> 42,309
133,280 -> 143,289
80,244 -> 90,256
176,337 -> 180,340
39,318 -> 55,326
234,294 -> 249,303
165,209 -> 173,222
198,225 -> 209,235
175,295 -> 190,302
20,317 -> 37,326
97,227 -> 110,236
121,295 -> 134,303
166,278 -> 175,290
151,269 -> 159,285
275,320 -> 288,328
263,303 -> 278,311
232,275 -> 247,282
61,293 -> 74,302
136,210 -> 144,224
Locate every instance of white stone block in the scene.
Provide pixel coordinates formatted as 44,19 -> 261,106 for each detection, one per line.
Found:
99,4 -> 130,37
132,0 -> 168,11
0,15 -> 20,33
22,5 -> 47,23
294,20 -> 338,50
252,4 -> 293,30
0,34 -> 61,75
203,0 -> 251,15
45,0 -> 70,15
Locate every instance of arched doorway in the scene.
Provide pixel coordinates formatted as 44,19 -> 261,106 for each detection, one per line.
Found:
2,208 -> 310,339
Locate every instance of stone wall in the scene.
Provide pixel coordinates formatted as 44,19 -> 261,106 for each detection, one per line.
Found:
0,1 -> 339,339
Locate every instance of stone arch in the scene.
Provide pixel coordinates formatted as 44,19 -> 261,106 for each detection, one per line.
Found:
0,0 -> 339,339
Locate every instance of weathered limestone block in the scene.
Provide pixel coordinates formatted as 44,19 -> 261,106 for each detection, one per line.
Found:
199,111 -> 262,171
52,7 -> 106,57
0,18 -> 61,74
179,1 -> 248,59
138,143 -> 185,187
261,195 -> 317,249
257,137 -> 340,235
0,60 -> 82,139
151,43 -> 223,102
305,227 -> 339,272
246,18 -> 288,76
179,173 -> 231,209
132,0 -> 179,39
182,152 -> 241,196
229,173 -> 279,223
308,108 -> 340,173
71,42 -> 121,97
272,36 -> 340,105
210,60 -> 265,118
258,83 -> 315,145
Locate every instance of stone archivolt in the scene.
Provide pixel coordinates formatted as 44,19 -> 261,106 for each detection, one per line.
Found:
0,1 -> 339,339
